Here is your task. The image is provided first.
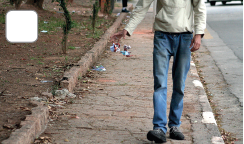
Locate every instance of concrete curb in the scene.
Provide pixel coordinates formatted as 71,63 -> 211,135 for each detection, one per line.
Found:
2,101 -> 49,144
60,10 -> 130,92
189,61 -> 224,144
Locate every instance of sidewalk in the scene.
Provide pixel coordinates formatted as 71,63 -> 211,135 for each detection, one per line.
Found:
42,3 -> 224,144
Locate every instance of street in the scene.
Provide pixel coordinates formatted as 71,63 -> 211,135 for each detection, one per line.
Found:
206,1 -> 243,60
195,1 -> 243,143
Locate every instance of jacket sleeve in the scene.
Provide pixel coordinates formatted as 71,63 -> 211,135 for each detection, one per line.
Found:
192,0 -> 206,35
124,0 -> 154,36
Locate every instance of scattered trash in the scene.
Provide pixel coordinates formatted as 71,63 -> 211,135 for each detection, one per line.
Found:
72,10 -> 75,13
40,80 -> 53,83
41,30 -> 48,33
121,51 -> 130,56
111,43 -> 133,57
92,65 -> 106,72
126,16 -> 130,18
123,45 -> 131,51
126,55 -> 133,57
55,89 -> 76,99
110,43 -> 120,52
44,21 -> 48,24
116,13 -> 120,17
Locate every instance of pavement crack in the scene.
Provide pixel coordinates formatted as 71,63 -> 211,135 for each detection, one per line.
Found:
125,128 -> 142,141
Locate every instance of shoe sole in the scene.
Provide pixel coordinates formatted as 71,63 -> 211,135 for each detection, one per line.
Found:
169,135 -> 185,140
147,132 -> 166,143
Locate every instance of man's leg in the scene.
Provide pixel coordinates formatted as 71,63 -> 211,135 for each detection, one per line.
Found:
168,34 -> 192,138
147,31 -> 172,143
152,32 -> 172,133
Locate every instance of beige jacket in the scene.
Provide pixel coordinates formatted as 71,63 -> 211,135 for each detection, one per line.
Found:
124,0 -> 206,36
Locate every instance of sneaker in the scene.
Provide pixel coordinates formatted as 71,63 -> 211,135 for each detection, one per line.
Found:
147,129 -> 166,143
121,9 -> 130,13
169,126 -> 185,140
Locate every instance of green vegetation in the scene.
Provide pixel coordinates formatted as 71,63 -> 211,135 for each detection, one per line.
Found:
0,13 -> 5,24
86,29 -> 103,39
51,84 -> 59,96
68,46 -> 76,50
39,17 -> 80,33
39,17 -> 64,32
37,60 -> 44,65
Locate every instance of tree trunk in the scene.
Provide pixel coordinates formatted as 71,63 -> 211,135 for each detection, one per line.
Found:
14,0 -> 22,9
26,0 -> 44,9
26,0 -> 34,4
60,0 -> 72,54
62,33 -> 68,54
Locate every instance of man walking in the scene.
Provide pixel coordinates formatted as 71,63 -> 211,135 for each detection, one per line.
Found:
111,0 -> 206,143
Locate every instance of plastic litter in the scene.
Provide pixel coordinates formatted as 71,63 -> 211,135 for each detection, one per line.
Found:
123,45 -> 131,51
110,43 -> 120,52
92,65 -> 106,71
121,51 -> 130,56
40,80 -> 53,83
116,13 -> 120,17
126,54 -> 133,57
44,21 -> 48,24
41,30 -> 48,33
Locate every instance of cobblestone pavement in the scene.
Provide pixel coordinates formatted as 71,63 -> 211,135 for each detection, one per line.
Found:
43,5 -> 222,144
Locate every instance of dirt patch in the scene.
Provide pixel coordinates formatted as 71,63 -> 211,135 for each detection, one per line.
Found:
0,0 -> 116,142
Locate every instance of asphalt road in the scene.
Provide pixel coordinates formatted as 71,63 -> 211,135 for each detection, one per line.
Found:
206,1 -> 243,60
197,1 -> 243,143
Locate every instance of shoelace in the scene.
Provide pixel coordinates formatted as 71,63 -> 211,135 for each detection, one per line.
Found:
155,129 -> 162,134
171,127 -> 180,132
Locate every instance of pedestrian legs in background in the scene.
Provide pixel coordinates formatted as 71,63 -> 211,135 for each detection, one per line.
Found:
121,0 -> 130,13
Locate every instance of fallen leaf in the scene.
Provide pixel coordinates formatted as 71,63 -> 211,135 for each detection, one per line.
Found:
19,106 -> 31,111
64,138 -> 69,142
3,123 -> 15,129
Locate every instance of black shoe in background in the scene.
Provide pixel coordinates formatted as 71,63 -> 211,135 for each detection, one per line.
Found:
147,129 -> 167,143
169,126 -> 185,140
121,8 -> 130,13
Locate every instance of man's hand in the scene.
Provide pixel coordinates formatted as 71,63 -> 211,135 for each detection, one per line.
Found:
110,29 -> 128,43
190,34 -> 202,52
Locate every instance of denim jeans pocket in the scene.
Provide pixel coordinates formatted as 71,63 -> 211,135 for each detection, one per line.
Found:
181,34 -> 193,41
154,31 -> 166,40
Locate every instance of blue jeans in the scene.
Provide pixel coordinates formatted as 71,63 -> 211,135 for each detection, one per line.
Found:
153,31 -> 193,133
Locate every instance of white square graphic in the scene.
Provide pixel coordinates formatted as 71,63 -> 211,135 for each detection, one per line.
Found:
6,10 -> 38,43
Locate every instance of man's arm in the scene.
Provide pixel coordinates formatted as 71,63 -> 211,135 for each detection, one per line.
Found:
193,0 -> 206,35
190,0 -> 206,52
124,0 -> 154,36
110,0 -> 154,43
